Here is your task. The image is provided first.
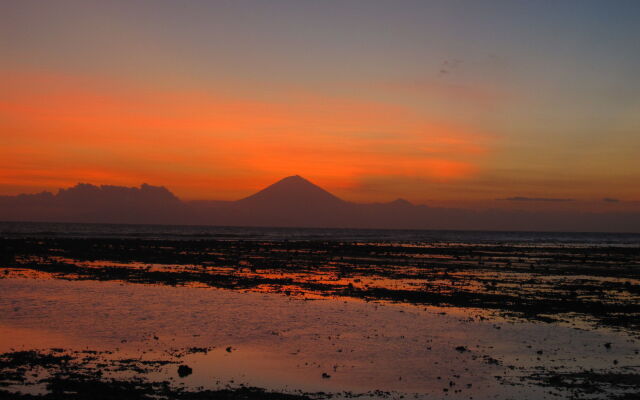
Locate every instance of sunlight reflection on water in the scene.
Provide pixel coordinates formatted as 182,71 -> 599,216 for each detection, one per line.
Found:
1,277 -> 636,398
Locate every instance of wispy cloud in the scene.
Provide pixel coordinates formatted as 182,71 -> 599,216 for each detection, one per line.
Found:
602,197 -> 620,203
438,59 -> 463,76
497,197 -> 575,202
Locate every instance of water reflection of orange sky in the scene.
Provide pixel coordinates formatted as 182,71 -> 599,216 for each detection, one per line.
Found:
1,276 -> 632,397
17,253 -> 640,307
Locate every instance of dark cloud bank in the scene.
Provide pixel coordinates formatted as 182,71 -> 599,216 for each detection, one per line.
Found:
1,176 -> 638,233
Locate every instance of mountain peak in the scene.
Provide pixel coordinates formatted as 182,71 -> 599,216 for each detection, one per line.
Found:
238,175 -> 345,206
390,198 -> 413,206
275,175 -> 310,185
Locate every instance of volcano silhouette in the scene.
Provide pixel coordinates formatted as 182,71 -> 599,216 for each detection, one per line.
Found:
230,175 -> 351,226
237,175 -> 346,207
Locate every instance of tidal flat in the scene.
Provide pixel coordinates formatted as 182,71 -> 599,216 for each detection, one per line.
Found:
1,230 -> 639,399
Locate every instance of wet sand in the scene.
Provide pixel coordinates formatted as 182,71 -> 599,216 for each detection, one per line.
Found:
1,236 -> 639,399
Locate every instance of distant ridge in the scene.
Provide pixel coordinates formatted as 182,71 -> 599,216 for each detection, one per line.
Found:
0,183 -> 186,225
1,176 -> 639,232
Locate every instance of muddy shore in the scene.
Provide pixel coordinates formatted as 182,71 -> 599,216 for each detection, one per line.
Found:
1,236 -> 639,399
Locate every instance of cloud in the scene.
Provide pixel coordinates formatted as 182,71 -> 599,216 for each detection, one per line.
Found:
438,59 -> 463,76
497,197 -> 575,202
602,197 -> 620,203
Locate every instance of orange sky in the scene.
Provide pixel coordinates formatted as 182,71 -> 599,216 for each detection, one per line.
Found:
2,1 -> 640,212
1,71 -> 490,202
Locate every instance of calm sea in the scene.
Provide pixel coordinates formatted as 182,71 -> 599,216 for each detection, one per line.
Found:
1,221 -> 639,246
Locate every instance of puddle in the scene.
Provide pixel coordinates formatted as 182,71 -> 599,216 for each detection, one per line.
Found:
1,278 -> 637,399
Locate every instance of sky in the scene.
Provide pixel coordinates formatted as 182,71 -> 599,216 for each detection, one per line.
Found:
2,0 -> 640,211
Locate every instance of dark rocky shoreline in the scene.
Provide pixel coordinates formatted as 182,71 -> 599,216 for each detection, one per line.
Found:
2,237 -> 639,332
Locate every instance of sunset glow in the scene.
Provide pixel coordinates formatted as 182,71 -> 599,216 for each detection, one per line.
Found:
1,71 -> 489,200
1,3 -> 640,399
2,0 -> 640,210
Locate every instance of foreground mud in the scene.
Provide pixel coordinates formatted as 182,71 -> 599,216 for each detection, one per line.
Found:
1,236 -> 639,399
0,350 -> 315,400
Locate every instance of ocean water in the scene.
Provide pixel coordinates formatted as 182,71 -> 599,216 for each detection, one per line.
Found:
1,221 -> 639,245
